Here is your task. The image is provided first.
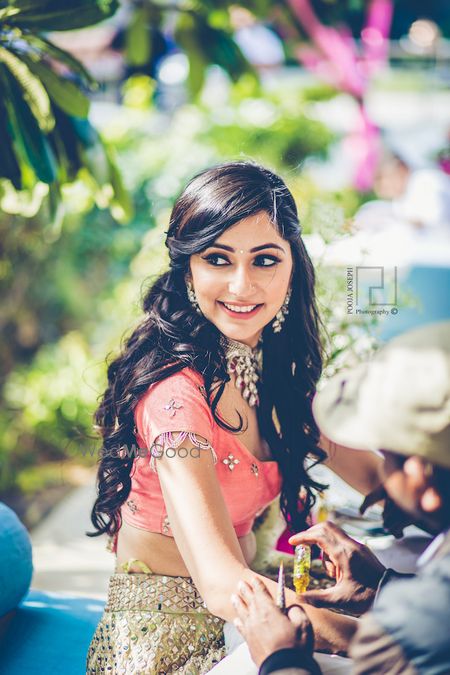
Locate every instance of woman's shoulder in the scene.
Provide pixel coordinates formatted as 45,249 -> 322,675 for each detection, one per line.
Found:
135,365 -> 210,420
140,366 -> 204,399
134,365 -> 214,447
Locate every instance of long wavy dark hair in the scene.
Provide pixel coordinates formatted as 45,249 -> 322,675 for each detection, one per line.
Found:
88,161 -> 327,539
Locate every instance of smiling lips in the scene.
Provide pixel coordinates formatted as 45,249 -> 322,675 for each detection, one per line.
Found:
218,301 -> 263,318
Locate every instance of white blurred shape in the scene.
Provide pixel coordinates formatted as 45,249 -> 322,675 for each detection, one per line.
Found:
158,53 -> 189,86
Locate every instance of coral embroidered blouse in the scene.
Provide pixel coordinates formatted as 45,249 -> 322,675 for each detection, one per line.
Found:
120,367 -> 282,538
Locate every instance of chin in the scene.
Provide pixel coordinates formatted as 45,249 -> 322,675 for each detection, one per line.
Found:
223,326 -> 262,345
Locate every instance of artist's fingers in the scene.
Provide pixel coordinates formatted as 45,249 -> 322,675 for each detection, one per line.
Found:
231,589 -> 249,617
239,577 -> 278,620
295,588 -> 337,610
286,604 -> 308,626
289,522 -> 349,565
323,558 -> 337,578
288,524 -> 327,548
249,577 -> 274,607
237,580 -> 253,600
250,576 -> 271,595
319,550 -> 336,578
287,605 -> 315,651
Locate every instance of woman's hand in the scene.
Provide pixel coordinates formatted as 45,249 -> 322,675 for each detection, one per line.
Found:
289,521 -> 386,615
232,577 -> 314,667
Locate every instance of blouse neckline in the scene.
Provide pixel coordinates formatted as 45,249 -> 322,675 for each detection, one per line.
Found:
222,427 -> 277,466
187,368 -> 278,468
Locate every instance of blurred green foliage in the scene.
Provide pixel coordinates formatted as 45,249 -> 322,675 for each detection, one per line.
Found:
0,0 -> 133,224
2,0 -> 446,225
0,75 -> 374,503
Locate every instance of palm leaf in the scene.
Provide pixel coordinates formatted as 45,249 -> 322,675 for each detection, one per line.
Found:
126,6 -> 151,66
70,116 -> 99,148
0,98 -> 22,189
1,0 -> 53,10
1,65 -> 57,183
0,46 -> 54,131
186,49 -> 206,97
7,0 -> 119,31
48,106 -> 84,181
21,55 -> 90,118
200,22 -> 253,82
175,12 -> 254,89
0,6 -> 21,20
174,13 -> 207,97
105,147 -> 133,223
21,34 -> 97,89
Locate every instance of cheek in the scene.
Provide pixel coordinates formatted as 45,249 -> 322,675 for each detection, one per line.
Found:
266,269 -> 292,303
194,275 -> 231,316
192,269 -> 222,298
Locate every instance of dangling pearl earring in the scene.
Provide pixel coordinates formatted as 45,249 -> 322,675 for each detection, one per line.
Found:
186,279 -> 202,315
272,287 -> 292,333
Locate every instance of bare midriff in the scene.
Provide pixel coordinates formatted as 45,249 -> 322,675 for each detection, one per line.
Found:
116,519 -> 256,575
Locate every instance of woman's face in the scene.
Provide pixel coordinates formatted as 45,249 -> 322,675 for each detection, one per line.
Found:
189,211 -> 293,347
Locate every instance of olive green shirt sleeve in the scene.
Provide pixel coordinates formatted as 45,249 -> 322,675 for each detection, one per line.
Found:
349,613 -> 417,675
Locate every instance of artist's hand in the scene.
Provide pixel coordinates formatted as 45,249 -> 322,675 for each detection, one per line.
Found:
360,484 -> 414,539
289,521 -> 385,615
232,577 -> 314,667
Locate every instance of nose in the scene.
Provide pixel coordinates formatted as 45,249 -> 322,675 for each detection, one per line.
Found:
227,265 -> 255,297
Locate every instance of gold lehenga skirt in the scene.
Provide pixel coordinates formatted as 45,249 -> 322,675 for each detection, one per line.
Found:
86,565 -> 226,674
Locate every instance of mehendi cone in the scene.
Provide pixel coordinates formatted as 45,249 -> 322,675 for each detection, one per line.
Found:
276,561 -> 286,613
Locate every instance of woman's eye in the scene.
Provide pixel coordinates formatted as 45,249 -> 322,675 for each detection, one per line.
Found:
203,254 -> 229,266
201,253 -> 280,267
254,255 -> 280,267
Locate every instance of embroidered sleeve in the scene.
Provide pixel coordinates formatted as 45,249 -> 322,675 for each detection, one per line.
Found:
134,369 -> 216,471
149,430 -> 218,473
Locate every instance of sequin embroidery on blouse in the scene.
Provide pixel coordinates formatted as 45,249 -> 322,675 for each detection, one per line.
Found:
162,515 -> 171,535
222,454 -> 240,471
127,499 -> 138,513
149,430 -> 218,472
163,398 -> 183,417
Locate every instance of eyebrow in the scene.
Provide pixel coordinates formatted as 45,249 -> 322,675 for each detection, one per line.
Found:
207,242 -> 285,253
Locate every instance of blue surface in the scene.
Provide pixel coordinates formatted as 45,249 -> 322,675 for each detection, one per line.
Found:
0,503 -> 33,617
1,589 -> 105,674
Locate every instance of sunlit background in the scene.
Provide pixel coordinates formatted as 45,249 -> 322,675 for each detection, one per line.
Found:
0,0 -> 449,599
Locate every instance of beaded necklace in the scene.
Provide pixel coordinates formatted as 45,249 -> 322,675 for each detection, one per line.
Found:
220,335 -> 263,408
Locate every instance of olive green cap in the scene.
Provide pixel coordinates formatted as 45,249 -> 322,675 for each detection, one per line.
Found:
313,322 -> 450,469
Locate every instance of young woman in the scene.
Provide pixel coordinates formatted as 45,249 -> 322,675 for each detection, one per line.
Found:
86,162 -> 380,673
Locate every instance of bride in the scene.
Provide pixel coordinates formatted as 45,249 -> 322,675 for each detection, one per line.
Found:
86,161 -> 380,673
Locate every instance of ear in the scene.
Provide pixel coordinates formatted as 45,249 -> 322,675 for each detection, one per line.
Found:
421,487 -> 442,513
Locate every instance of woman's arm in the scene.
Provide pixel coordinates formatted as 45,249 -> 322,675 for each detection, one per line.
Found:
156,432 -> 357,654
319,433 -> 382,496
